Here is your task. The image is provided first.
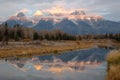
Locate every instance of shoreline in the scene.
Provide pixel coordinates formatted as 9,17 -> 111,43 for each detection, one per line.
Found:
0,40 -> 93,58
0,40 -> 119,59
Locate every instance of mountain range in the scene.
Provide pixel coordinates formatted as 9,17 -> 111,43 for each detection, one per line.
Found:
4,10 -> 120,34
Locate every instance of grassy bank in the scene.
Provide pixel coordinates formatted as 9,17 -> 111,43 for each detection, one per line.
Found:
0,40 -> 119,59
0,41 -> 94,58
106,50 -> 120,80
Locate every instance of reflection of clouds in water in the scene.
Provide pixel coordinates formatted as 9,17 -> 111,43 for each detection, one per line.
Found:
48,66 -> 73,73
0,47 -> 109,80
7,56 -> 103,73
0,59 -> 106,80
9,58 -> 102,74
34,65 -> 43,70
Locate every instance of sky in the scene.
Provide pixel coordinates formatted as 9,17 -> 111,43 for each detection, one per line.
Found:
0,0 -> 120,21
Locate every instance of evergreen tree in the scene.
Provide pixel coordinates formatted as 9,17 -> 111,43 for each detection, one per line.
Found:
33,32 -> 39,40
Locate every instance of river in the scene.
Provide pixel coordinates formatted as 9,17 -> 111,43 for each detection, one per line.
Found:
0,47 -> 110,80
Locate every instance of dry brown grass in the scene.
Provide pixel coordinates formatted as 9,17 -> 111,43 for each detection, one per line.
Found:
106,65 -> 120,80
0,41 -> 94,58
106,50 -> 120,80
107,50 -> 120,65
0,40 -> 119,59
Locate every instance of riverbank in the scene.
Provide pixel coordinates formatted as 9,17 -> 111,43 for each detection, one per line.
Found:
106,50 -> 120,80
0,41 -> 93,58
0,40 -> 119,59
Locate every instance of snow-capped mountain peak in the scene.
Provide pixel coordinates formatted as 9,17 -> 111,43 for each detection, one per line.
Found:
4,10 -> 120,34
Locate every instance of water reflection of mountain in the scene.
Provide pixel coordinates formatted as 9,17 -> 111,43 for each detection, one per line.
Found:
8,59 -> 100,73
5,47 -> 110,72
0,47 -> 109,80
38,47 -> 110,62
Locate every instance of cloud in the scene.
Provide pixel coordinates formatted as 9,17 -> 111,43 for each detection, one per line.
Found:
42,6 -> 87,15
19,8 -> 30,13
34,10 -> 43,16
0,0 -> 120,21
43,6 -> 69,14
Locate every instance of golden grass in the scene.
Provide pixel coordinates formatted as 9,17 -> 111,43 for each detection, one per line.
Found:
107,50 -> 120,65
0,40 -> 119,59
0,41 -> 94,58
106,50 -> 120,80
106,65 -> 120,80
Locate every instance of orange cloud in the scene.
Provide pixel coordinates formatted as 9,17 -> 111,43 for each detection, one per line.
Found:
34,10 -> 43,16
19,8 -> 30,13
44,6 -> 71,14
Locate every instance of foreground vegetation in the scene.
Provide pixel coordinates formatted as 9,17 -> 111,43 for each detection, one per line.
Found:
106,50 -> 120,80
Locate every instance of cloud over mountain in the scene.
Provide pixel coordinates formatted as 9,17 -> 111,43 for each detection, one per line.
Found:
34,10 -> 43,16
4,10 -> 120,35
0,0 -> 119,21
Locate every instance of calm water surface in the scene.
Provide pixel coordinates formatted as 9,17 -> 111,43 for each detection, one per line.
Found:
0,47 -> 110,80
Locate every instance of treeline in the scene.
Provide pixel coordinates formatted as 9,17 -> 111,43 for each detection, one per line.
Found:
77,34 -> 120,41
0,23 -> 120,43
78,33 -> 120,41
38,30 -> 76,40
0,23 -> 76,42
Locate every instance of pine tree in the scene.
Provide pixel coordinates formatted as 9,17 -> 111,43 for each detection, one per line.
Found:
33,32 -> 39,40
